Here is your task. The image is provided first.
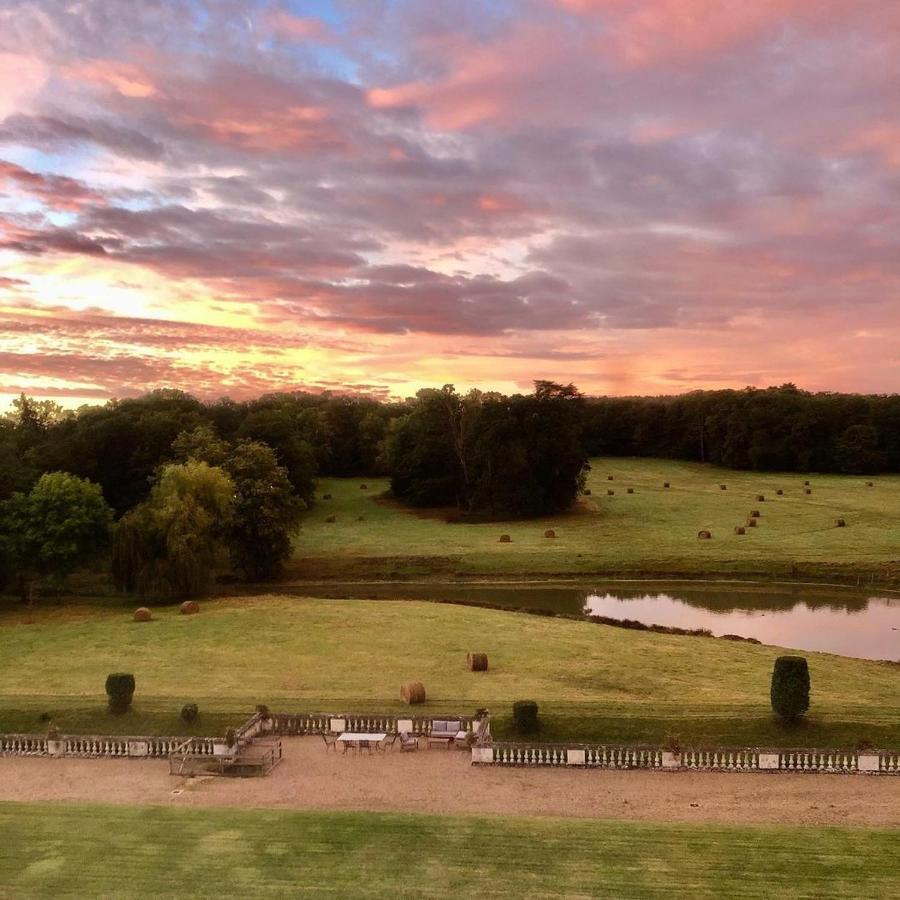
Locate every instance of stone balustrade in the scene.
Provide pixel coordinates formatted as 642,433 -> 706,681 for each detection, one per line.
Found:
265,711 -> 477,737
0,732 -> 217,759
476,741 -> 900,775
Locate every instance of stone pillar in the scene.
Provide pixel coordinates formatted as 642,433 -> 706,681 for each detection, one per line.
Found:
566,748 -> 586,766
858,754 -> 880,773
471,746 -> 494,764
661,751 -> 680,769
758,753 -> 780,770
127,740 -> 149,757
329,717 -> 346,734
47,739 -> 65,757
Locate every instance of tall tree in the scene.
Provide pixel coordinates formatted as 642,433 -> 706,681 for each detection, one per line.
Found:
0,472 -> 113,605
112,461 -> 233,600
224,440 -> 303,579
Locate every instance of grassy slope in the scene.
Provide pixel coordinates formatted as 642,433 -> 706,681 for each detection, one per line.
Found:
290,458 -> 900,581
1,595 -> 898,747
1,802 -> 898,899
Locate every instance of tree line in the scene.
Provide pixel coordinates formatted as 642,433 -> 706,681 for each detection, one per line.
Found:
0,383 -> 586,601
583,384 -> 900,474
2,382 -> 898,603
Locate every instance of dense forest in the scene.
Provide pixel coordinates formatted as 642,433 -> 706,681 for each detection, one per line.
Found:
1,383 -> 898,600
583,385 -> 900,474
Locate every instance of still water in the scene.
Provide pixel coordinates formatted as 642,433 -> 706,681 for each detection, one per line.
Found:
289,580 -> 900,661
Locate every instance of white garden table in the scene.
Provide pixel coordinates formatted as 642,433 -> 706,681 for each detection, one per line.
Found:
337,732 -> 388,754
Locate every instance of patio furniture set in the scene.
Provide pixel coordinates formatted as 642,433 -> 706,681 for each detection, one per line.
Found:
322,720 -> 469,754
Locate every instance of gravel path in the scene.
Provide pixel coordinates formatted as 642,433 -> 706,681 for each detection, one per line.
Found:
1,737 -> 898,827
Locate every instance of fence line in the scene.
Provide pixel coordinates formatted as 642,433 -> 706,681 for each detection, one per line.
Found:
3,711 -> 897,775
473,741 -> 900,775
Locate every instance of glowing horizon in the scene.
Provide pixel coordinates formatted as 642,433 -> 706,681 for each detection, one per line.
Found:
2,0 -> 899,408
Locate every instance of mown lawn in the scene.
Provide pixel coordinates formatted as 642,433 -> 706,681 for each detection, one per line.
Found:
0,802 -> 898,899
1,595 -> 897,748
291,458 -> 900,581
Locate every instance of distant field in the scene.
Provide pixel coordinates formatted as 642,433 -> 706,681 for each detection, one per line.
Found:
291,458 -> 900,582
1,595 -> 898,747
1,802 -> 898,899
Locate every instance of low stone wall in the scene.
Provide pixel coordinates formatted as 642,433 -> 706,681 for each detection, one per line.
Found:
265,711 -> 480,737
473,742 -> 900,775
0,732 -> 218,759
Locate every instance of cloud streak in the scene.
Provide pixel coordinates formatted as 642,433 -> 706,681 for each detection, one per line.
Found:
0,0 -> 898,404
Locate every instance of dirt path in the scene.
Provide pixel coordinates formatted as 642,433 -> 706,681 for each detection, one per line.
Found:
1,737 -> 898,827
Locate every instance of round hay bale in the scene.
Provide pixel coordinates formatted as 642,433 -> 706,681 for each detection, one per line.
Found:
627,487 -> 634,494
663,481 -> 670,488
804,480 -> 810,486
179,600 -> 200,616
544,529 -> 556,539
866,481 -> 874,487
746,518 -> 757,527
776,489 -> 784,496
697,530 -> 712,540
804,488 -> 812,495
836,518 -> 847,528
756,494 -> 765,502
734,526 -> 746,535
467,652 -> 489,672
607,489 -> 615,496
719,484 -> 727,490
499,534 -> 511,543
607,475 -> 614,481
360,483 -> 368,490
750,510 -> 760,518
322,493 -> 332,500
401,681 -> 426,704
133,607 -> 152,622
325,514 -> 336,523
583,488 -> 592,495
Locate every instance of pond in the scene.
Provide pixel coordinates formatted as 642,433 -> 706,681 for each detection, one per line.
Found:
286,580 -> 900,661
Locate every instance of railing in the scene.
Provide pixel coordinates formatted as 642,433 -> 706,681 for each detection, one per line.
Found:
265,711 -> 476,737
475,741 -> 900,775
0,734 -> 48,755
0,732 -> 217,759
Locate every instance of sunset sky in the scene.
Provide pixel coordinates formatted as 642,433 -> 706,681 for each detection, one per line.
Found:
1,0 -> 899,408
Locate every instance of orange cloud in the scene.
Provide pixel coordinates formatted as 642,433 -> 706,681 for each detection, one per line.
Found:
69,59 -> 158,97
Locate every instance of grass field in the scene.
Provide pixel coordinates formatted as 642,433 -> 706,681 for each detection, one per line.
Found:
2,595 -> 898,747
1,802 -> 898,898
291,458 -> 900,582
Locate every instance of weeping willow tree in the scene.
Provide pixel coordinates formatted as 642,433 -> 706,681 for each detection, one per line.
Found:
112,461 -> 233,600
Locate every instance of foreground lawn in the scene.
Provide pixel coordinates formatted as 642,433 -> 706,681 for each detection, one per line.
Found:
0,802 -> 897,898
292,457 -> 900,581
1,595 -> 898,747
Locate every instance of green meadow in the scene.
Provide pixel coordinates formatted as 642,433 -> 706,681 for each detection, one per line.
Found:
1,595 -> 898,747
291,458 -> 900,582
1,803 -> 898,899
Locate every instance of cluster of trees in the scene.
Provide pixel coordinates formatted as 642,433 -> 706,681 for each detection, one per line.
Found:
385,382 -> 587,517
0,390 -> 399,515
3,381 -> 898,602
584,385 -> 900,474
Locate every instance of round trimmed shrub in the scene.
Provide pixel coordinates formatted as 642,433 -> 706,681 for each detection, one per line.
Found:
105,673 -> 135,715
512,700 -> 539,734
180,703 -> 199,724
770,656 -> 810,722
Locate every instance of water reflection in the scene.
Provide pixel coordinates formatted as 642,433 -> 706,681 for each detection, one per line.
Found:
582,590 -> 900,660
286,580 -> 900,661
